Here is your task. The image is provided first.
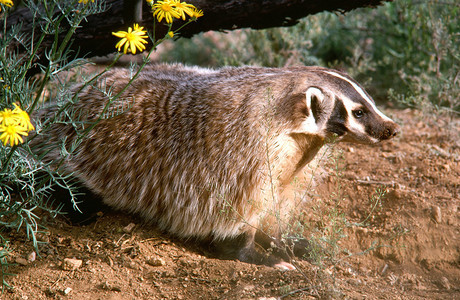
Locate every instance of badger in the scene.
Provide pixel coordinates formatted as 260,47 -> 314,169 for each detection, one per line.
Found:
31,64 -> 399,270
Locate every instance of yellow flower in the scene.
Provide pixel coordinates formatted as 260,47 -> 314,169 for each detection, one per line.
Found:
12,103 -> 35,131
168,31 -> 174,38
0,0 -> 13,12
78,0 -> 94,4
170,0 -> 196,20
112,24 -> 149,54
152,0 -> 181,23
0,104 -> 34,146
191,8 -> 203,19
0,124 -> 28,146
0,108 -> 15,126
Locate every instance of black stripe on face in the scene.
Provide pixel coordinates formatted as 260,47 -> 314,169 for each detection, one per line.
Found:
322,71 -> 376,106
323,71 -> 384,122
326,97 -> 348,136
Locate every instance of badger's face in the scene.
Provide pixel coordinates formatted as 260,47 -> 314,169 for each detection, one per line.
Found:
297,70 -> 399,144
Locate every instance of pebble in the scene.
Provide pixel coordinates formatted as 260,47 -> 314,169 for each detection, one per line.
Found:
63,258 -> 82,270
101,281 -> 122,292
343,267 -> 356,277
346,278 -> 363,286
381,264 -> 388,275
16,257 -> 28,266
123,223 -> 136,233
386,188 -> 400,200
431,205 -> 442,223
440,277 -> 450,290
146,257 -> 165,267
107,255 -> 114,267
431,145 -> 449,158
64,287 -> 72,295
125,261 -> 138,269
27,251 -> 36,262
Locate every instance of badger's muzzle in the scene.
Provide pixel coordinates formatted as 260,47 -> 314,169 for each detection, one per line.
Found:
375,121 -> 400,141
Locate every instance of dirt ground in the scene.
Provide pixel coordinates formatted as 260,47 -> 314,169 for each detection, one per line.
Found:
3,108 -> 459,299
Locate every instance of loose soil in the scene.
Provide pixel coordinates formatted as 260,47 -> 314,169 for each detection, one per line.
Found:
3,108 -> 459,299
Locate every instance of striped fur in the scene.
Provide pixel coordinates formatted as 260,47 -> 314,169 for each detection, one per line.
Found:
31,64 -> 399,267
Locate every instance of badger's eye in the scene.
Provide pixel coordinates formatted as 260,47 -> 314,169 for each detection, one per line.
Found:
353,109 -> 364,118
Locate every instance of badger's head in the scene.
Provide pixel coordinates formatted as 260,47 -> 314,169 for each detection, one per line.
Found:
291,69 -> 399,144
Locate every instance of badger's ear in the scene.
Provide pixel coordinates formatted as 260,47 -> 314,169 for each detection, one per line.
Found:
305,87 -> 324,122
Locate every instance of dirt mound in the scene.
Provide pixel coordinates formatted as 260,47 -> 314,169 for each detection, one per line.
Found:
3,109 -> 459,299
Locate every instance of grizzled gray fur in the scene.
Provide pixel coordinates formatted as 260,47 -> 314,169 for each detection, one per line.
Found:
31,64 -> 399,269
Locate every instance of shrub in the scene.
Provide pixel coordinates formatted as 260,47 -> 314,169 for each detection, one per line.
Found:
1,1 -> 109,291
0,0 -> 203,290
163,0 -> 459,115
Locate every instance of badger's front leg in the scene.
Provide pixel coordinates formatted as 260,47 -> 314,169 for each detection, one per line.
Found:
255,229 -> 314,262
210,227 -> 296,270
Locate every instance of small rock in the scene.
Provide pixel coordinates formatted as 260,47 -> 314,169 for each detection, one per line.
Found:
126,260 -> 140,270
415,279 -> 427,290
101,281 -> 122,292
381,264 -> 388,275
360,267 -> 370,275
16,257 -> 28,266
243,285 -> 255,291
64,287 -> 72,295
431,145 -> 449,158
343,267 -> 355,277
386,188 -> 400,200
123,223 -> 136,233
146,257 -> 165,267
401,273 -> 417,284
63,258 -> 82,270
420,259 -> 433,270
107,255 -> 114,267
324,267 -> 333,275
440,277 -> 450,290
441,164 -> 450,172
432,206 -> 442,223
347,278 -> 363,286
27,251 -> 36,262
358,227 -> 368,234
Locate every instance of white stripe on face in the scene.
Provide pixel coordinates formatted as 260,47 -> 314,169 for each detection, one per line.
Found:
340,96 -> 370,139
337,95 -> 380,143
324,71 -> 393,122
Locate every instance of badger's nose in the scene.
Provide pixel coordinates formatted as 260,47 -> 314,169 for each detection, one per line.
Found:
382,122 -> 400,140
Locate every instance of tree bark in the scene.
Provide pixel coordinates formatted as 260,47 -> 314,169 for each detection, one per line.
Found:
3,0 -> 390,69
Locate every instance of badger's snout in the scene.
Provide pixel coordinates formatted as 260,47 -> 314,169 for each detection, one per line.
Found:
380,121 -> 400,140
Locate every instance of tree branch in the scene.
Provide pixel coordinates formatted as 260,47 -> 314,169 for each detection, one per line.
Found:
3,0 -> 390,73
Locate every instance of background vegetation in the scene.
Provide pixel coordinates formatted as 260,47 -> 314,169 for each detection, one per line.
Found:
162,0 -> 459,115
